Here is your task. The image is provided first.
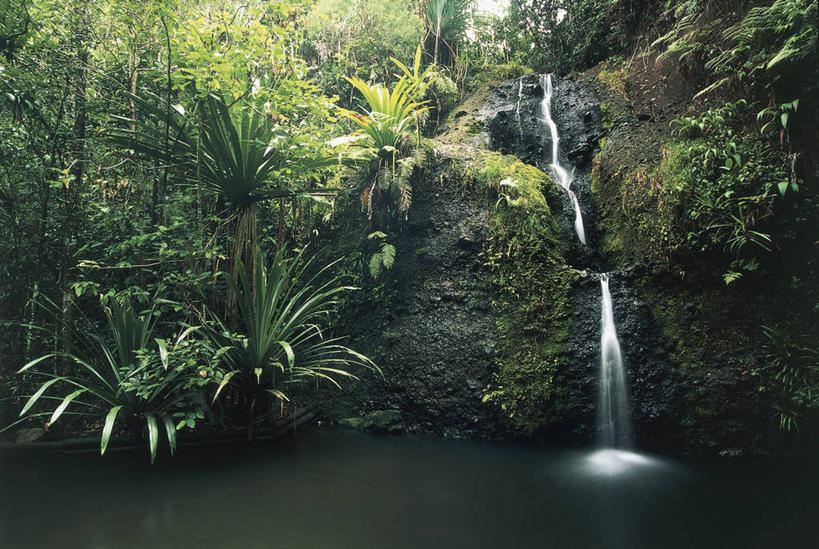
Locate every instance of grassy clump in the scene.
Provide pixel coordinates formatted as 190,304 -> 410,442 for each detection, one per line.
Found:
473,152 -> 571,434
466,62 -> 533,92
595,57 -> 630,98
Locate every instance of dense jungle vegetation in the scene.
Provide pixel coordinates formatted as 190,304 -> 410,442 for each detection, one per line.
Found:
0,0 -> 816,460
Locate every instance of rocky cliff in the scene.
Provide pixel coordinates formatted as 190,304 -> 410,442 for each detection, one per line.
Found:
319,69 -> 800,456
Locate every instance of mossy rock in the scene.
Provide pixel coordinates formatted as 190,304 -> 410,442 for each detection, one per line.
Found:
474,151 -> 571,435
338,410 -> 405,434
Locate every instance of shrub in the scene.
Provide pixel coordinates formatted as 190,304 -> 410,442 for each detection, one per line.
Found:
208,250 -> 378,439
662,101 -> 794,280
10,296 -> 209,463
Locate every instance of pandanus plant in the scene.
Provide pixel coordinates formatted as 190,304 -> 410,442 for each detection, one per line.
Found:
9,297 -> 203,463
196,96 -> 285,277
208,249 -> 379,439
426,0 -> 470,66
340,47 -> 434,223
108,90 -> 332,279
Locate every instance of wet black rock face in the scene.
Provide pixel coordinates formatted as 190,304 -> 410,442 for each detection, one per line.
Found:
318,157 -> 502,439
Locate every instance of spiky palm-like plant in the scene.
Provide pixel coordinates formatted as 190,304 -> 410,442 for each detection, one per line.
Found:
108,91 -> 332,278
340,47 -> 434,224
426,0 -> 470,65
196,95 -> 286,277
9,297 -> 203,463
208,250 -> 378,439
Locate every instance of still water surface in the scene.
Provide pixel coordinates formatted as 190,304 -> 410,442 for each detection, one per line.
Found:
1,429 -> 815,548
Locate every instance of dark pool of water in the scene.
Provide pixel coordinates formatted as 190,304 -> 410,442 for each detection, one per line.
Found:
1,429 -> 816,548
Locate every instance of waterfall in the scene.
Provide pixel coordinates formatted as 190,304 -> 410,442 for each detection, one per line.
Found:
569,191 -> 587,245
598,275 -> 631,447
497,73 -> 639,455
516,78 -> 524,140
540,74 -> 586,245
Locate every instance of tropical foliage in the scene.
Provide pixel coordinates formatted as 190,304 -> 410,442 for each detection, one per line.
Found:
340,47 -> 434,226
659,100 -> 798,281
9,296 -> 208,463
208,250 -> 379,438
2,0 -> 818,458
304,0 -> 425,99
425,0 -> 470,66
0,0 -> 381,459
762,325 -> 819,432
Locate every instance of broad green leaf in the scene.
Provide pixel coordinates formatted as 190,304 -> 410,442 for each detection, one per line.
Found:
18,353 -> 62,374
19,377 -> 62,416
381,244 -> 396,269
212,370 -> 239,402
101,406 -> 123,455
267,389 -> 290,402
162,414 -> 177,456
156,338 -> 169,370
146,413 -> 159,464
175,326 -> 199,345
278,341 -> 295,369
49,389 -> 87,424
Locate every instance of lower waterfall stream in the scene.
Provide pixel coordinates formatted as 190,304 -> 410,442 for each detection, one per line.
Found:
599,275 -> 632,447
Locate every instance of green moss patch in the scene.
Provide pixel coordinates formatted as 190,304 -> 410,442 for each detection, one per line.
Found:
595,57 -> 630,98
473,152 -> 571,434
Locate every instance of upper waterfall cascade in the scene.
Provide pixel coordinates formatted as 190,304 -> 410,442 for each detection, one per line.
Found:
540,74 -> 586,245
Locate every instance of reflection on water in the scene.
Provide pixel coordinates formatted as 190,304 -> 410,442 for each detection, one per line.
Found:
0,429 -> 816,549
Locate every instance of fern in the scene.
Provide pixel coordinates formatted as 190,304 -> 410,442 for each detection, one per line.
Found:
654,0 -> 817,116
367,232 -> 396,278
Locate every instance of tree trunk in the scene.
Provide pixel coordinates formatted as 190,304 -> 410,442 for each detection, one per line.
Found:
434,20 -> 441,65
59,0 -> 90,370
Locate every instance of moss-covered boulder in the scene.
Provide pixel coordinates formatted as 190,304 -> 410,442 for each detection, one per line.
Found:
338,410 -> 405,434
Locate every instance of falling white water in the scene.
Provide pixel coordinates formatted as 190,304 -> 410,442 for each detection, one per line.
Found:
540,74 -> 586,245
515,78 -> 524,140
569,191 -> 586,244
599,275 -> 632,447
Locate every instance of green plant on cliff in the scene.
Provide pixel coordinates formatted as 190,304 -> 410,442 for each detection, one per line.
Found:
762,325 -> 819,432
366,231 -> 396,279
341,47 -> 434,226
476,153 -> 570,434
701,0 -> 817,104
654,0 -> 818,144
596,57 -> 630,98
663,101 -> 795,280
